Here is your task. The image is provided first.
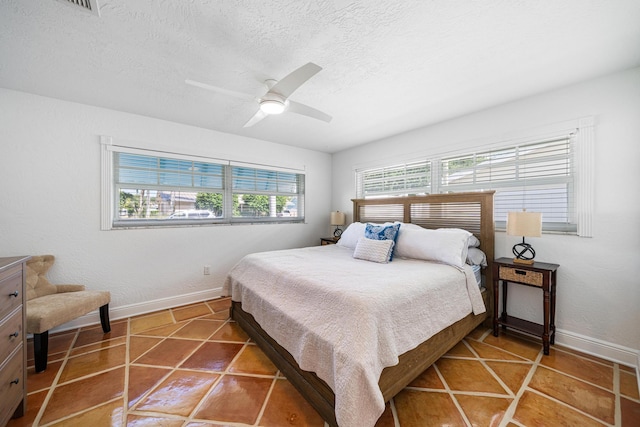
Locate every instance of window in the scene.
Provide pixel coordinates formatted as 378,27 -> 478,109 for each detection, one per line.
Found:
231,166 -> 304,220
101,141 -> 304,229
355,160 -> 431,198
355,120 -> 593,235
439,137 -> 575,232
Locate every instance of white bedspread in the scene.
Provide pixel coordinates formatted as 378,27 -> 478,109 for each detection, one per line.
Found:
223,245 -> 485,427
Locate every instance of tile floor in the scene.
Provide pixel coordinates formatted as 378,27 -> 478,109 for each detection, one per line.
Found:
7,297 -> 640,426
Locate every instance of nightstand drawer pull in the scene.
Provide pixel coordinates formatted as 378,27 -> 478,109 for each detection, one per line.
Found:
10,378 -> 20,385
9,291 -> 19,298
499,266 -> 543,287
9,331 -> 19,338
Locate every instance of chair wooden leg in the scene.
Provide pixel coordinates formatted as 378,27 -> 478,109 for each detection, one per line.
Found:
99,304 -> 111,333
34,331 -> 49,373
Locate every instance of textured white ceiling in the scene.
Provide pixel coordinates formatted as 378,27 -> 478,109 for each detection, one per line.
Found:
1,0 -> 639,153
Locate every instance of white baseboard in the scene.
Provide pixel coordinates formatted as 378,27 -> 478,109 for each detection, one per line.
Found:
637,352 -> 640,396
48,287 -> 225,334
555,328 -> 640,369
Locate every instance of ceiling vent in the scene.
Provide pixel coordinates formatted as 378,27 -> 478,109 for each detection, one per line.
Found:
55,0 -> 100,17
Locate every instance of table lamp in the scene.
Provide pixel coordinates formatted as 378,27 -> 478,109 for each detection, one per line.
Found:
330,211 -> 346,238
507,210 -> 542,265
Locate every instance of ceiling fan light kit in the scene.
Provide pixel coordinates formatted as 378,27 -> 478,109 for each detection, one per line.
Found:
186,62 -> 332,127
260,100 -> 286,114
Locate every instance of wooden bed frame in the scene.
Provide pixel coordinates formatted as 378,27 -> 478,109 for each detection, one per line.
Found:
230,191 -> 495,426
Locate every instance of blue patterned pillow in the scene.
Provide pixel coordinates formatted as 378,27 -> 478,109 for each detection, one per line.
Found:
365,223 -> 401,260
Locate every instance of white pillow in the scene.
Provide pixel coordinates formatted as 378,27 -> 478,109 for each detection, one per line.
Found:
466,247 -> 487,267
336,222 -> 366,249
353,237 -> 395,263
395,227 -> 471,268
437,228 -> 480,247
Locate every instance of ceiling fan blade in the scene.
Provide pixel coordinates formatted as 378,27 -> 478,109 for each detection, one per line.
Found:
185,79 -> 254,101
287,100 -> 332,123
243,109 -> 268,127
269,63 -> 322,99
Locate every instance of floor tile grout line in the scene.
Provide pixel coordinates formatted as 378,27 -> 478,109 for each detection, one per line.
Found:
449,391 -> 473,427
462,337 -> 479,358
128,321 -> 216,417
128,364 -> 199,417
389,397 -> 400,427
48,364 -> 126,390
68,335 -> 126,355
128,311 -> 209,365
466,335 -> 538,362
550,345 -> 619,369
182,336 -> 249,424
498,346 -> 543,427
404,384 -> 514,399
254,374 -> 279,426
510,343 -> 618,426
526,387 -> 616,426
479,358 -> 519,398
432,362 -> 472,426
127,409 -> 188,422
614,363 -> 621,427
122,316 -> 131,426
39,397 -> 122,427
32,328 -> 81,426
537,362 -> 616,395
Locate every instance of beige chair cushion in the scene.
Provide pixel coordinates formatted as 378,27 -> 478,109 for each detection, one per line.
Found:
26,255 -> 58,300
26,290 -> 111,333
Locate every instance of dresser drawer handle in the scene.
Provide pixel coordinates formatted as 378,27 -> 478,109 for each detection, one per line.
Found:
515,270 -> 526,275
10,378 -> 20,385
9,291 -> 19,297
9,331 -> 19,338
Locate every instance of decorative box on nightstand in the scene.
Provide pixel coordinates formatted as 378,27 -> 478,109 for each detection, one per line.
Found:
320,237 -> 339,245
493,257 -> 559,355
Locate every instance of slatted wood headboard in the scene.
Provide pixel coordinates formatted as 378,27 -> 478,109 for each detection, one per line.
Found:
352,191 -> 495,311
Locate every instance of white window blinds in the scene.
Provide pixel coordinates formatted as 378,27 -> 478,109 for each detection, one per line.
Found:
101,139 -> 306,229
356,160 -> 431,198
354,130 -> 585,234
440,137 -> 575,232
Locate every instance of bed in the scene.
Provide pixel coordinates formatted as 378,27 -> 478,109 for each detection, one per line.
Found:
224,192 -> 495,427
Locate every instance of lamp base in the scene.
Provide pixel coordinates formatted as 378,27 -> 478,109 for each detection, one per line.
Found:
512,240 -> 536,265
512,258 -> 535,265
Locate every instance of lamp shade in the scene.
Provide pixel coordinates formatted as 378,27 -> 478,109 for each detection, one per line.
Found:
330,211 -> 346,226
507,211 -> 542,237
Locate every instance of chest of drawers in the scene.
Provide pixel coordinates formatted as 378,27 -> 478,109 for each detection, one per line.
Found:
0,256 -> 29,427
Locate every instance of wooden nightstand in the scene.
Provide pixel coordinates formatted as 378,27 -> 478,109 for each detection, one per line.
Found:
493,257 -> 559,355
320,237 -> 339,245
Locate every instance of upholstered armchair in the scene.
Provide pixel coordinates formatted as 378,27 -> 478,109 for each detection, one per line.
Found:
25,255 -> 111,372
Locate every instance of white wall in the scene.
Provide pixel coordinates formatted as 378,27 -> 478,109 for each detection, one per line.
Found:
0,89 -> 332,321
332,67 -> 640,365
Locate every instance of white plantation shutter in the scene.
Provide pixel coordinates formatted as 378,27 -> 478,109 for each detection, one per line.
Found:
356,160 -> 431,198
354,127 -> 588,234
439,137 -> 575,232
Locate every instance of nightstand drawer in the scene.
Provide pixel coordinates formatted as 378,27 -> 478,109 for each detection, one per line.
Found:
499,266 -> 543,287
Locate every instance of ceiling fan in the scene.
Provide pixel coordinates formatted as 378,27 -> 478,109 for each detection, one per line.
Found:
186,62 -> 332,128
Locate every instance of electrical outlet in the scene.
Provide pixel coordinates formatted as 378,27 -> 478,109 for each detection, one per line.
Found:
203,265 -> 210,275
